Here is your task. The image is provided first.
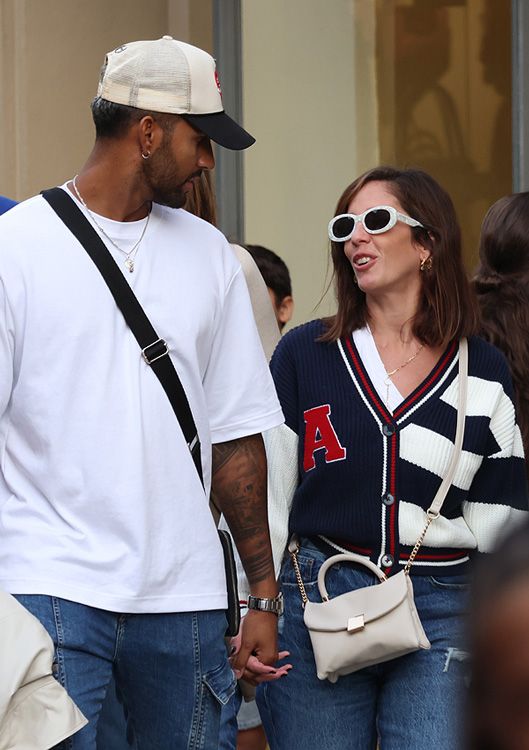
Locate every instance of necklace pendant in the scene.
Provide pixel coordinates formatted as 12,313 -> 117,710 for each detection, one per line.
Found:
125,258 -> 134,273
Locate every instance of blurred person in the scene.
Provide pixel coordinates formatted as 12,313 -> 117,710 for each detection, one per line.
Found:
0,196 -> 16,214
245,244 -> 294,332
468,518 -> 529,750
0,36 -> 285,749
472,192 -> 529,480
254,166 -> 527,750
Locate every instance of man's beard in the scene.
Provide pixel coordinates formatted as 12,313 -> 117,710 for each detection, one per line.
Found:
142,141 -> 190,209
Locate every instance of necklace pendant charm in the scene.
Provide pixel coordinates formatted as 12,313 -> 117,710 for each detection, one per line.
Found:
125,258 -> 134,273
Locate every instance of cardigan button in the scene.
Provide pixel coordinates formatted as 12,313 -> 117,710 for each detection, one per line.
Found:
382,493 -> 395,506
381,554 -> 394,567
382,423 -> 396,437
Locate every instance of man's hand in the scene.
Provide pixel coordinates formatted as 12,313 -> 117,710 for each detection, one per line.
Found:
230,612 -> 292,685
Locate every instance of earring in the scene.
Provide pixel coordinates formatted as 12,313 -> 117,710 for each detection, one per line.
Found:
141,151 -> 150,160
420,256 -> 433,272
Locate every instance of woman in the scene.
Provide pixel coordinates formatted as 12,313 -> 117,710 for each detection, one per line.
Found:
256,167 -> 527,749
473,193 -> 529,479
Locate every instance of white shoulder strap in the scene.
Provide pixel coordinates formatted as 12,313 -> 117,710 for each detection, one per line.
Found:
429,337 -> 468,516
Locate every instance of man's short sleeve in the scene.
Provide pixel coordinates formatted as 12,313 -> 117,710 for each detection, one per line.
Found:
203,266 -> 283,444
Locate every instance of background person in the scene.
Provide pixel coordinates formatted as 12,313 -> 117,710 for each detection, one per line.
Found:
255,166 -> 527,750
0,36 -> 284,749
245,244 -> 294,332
468,518 -> 529,750
472,192 -> 529,480
0,196 -> 16,214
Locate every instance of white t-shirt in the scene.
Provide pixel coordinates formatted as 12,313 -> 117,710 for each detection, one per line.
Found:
0,189 -> 283,613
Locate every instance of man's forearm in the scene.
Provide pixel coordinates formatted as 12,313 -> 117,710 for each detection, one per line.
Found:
211,433 -> 277,597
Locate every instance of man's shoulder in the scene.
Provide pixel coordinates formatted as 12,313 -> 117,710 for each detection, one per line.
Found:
0,194 -> 51,229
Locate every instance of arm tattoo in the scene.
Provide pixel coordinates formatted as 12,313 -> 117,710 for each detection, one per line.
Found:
212,434 -> 275,586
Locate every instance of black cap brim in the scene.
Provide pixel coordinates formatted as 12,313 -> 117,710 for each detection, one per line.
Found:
183,112 -> 255,151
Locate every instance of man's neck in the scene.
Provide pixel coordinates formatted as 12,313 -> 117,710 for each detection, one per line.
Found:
72,147 -> 151,222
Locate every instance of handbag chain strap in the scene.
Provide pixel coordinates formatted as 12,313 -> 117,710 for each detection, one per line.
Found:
289,538 -> 309,606
289,338 -> 468,604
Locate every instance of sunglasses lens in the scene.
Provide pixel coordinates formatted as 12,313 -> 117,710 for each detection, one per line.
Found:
364,208 -> 392,232
332,216 -> 355,240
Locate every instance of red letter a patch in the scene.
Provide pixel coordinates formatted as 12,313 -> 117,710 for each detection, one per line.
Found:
303,404 -> 346,472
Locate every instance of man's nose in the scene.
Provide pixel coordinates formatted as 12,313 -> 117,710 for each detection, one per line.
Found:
199,140 -> 215,170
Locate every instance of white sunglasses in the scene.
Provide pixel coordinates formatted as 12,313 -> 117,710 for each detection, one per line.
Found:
328,205 -> 424,241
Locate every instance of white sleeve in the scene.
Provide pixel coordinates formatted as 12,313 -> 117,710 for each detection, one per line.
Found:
204,266 -> 283,444
0,277 -> 14,418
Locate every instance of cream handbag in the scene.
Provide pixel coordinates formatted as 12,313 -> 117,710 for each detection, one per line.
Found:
290,338 -> 468,683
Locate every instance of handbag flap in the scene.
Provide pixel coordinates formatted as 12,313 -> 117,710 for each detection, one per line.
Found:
304,570 -> 412,633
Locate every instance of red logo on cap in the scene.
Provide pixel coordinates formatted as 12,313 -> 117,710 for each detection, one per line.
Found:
214,70 -> 222,96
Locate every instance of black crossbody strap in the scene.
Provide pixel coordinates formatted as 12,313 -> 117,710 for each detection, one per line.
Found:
41,186 -> 203,486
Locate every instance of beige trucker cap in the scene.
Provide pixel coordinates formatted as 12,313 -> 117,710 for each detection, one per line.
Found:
97,36 -> 255,150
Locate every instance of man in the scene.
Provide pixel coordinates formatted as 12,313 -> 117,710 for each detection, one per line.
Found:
0,37 -> 284,748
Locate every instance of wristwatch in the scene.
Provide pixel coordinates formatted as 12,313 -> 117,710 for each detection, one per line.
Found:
247,592 -> 284,616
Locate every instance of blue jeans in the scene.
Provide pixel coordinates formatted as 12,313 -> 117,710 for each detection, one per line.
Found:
256,538 -> 469,750
218,686 -> 241,750
14,595 -> 235,749
219,687 -> 263,749
97,676 -> 135,749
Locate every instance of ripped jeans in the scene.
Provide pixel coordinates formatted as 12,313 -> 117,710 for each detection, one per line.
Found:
257,537 -> 469,750
14,596 -> 235,749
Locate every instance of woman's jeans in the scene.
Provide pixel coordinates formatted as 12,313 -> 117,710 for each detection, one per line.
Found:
257,538 -> 469,750
14,595 -> 236,749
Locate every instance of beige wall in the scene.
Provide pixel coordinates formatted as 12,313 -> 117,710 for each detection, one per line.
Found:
0,0 -> 212,200
241,0 -> 378,328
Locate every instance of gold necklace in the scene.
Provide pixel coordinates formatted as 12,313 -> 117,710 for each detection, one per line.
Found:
383,344 -> 424,407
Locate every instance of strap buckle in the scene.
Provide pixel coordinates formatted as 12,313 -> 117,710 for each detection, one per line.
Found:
142,338 -> 169,365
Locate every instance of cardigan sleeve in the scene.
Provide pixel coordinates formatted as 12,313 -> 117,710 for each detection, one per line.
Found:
462,361 -> 528,553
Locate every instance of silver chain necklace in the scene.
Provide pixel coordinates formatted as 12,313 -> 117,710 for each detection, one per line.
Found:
72,175 -> 150,273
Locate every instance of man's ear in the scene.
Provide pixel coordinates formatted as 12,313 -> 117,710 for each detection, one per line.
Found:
137,115 -> 164,157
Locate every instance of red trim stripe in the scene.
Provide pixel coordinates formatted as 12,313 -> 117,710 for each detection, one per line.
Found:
327,538 -> 372,556
393,341 -> 457,419
400,551 -> 468,561
344,337 -> 390,423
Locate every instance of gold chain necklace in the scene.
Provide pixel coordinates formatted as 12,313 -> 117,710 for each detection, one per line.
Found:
72,175 -> 150,273
383,344 -> 424,408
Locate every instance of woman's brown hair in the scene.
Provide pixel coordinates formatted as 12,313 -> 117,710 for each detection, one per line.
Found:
184,170 -> 218,226
473,192 -> 529,473
321,166 -> 479,347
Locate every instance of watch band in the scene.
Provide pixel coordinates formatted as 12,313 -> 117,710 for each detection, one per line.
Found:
247,592 -> 284,616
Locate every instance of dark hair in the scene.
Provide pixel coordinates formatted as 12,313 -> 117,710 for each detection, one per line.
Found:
244,244 -> 292,303
473,192 -> 529,475
321,166 -> 479,347
90,97 -> 178,140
